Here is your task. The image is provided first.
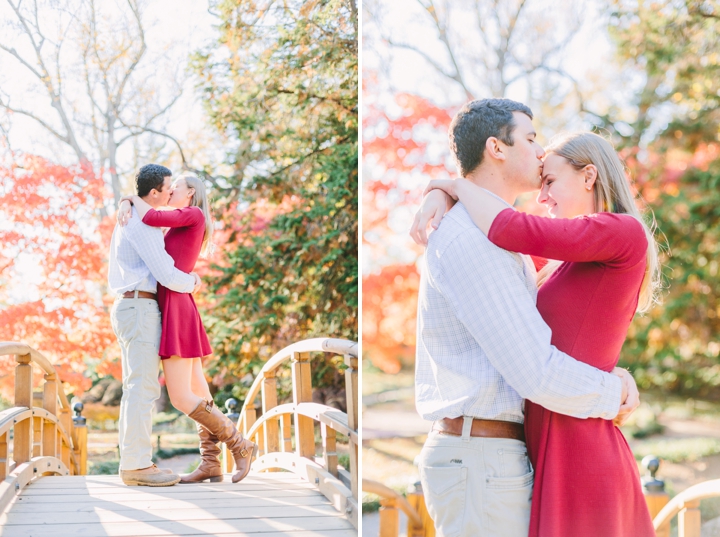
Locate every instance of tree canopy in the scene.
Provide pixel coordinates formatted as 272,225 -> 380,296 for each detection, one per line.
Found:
192,0 -> 359,383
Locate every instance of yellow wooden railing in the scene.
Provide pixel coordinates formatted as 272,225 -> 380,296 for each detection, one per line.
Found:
651,480 -> 720,536
231,337 -> 359,529
639,454 -> 720,537
0,342 -> 88,513
362,478 -> 435,537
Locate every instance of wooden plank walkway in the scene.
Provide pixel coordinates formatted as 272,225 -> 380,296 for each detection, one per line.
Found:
0,472 -> 356,536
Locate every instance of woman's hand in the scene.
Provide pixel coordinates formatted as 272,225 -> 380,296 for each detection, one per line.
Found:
422,179 -> 460,199
117,200 -> 133,227
410,189 -> 453,245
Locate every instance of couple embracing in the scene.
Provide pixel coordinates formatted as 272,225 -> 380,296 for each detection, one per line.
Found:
108,164 -> 256,487
411,99 -> 658,536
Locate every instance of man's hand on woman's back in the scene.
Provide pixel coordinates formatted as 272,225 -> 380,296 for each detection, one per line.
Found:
611,367 -> 639,426
191,272 -> 202,293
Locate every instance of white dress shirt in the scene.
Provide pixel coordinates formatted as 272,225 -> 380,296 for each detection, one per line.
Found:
108,207 -> 195,295
415,201 -> 622,424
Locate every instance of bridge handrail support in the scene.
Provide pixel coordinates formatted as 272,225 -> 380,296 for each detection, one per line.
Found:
230,337 -> 359,529
0,342 -> 87,515
650,479 -> 720,537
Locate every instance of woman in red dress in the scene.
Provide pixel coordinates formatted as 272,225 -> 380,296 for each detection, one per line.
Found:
417,132 -> 659,536
119,174 -> 257,484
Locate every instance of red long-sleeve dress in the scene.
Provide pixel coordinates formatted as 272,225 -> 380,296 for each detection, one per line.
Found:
487,209 -> 655,537
142,206 -> 212,360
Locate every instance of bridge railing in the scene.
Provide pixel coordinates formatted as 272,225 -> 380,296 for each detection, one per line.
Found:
362,478 -> 435,537
230,337 -> 358,529
0,342 -> 87,513
646,479 -> 720,537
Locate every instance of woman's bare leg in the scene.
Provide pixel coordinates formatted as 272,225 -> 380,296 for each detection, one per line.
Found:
189,357 -> 213,402
162,357 -> 204,415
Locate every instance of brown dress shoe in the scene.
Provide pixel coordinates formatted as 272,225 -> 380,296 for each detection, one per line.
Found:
187,399 -> 258,483
121,464 -> 180,487
179,421 -> 223,483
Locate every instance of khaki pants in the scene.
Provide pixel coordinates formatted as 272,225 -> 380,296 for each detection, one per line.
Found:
110,296 -> 162,471
418,417 -> 534,537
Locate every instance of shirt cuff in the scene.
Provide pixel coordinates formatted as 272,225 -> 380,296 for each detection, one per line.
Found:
593,372 -> 622,419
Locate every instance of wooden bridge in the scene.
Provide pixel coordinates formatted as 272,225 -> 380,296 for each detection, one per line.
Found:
0,338 -> 358,537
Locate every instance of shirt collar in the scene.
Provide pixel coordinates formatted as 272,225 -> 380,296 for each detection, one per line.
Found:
477,186 -> 516,210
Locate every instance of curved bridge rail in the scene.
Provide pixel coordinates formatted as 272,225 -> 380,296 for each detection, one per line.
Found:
651,479 -> 720,537
232,337 -> 359,529
0,342 -> 87,514
362,478 -> 434,537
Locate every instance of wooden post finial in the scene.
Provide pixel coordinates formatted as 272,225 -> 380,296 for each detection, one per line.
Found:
72,401 -> 86,426
642,454 -> 670,537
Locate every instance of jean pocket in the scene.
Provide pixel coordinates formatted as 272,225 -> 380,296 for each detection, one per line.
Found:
419,465 -> 467,537
137,308 -> 161,346
112,304 -> 138,342
486,468 -> 534,490
484,469 -> 533,537
498,447 -> 531,479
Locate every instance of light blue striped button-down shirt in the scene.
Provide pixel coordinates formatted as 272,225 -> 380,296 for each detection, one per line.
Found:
415,201 -> 622,424
108,206 -> 195,295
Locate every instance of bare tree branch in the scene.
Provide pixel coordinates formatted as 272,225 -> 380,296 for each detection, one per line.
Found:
113,0 -> 147,112
421,0 -> 474,100
3,0 -> 87,160
116,123 -> 189,166
0,96 -> 69,143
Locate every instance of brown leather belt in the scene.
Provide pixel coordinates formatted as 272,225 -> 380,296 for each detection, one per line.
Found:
121,291 -> 157,300
433,417 -> 525,442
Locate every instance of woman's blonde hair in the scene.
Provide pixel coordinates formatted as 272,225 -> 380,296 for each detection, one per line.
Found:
178,173 -> 213,257
537,132 -> 660,313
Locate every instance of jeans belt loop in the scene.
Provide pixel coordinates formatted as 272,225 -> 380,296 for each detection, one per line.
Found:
134,290 -> 139,299
461,416 -> 473,442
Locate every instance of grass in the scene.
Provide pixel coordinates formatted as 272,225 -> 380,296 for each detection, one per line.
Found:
185,460 -> 200,473
362,496 -> 382,514
633,437 -> 720,463
155,446 -> 200,459
89,459 -> 120,475
362,361 -> 415,397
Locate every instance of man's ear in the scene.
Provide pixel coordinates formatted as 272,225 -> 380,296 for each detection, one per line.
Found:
485,136 -> 506,162
584,164 -> 598,191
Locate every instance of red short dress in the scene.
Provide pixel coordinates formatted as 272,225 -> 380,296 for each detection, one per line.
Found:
488,209 -> 655,537
142,206 -> 212,360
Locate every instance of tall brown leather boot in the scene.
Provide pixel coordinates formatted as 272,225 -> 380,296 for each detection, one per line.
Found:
179,421 -> 223,484
187,399 -> 258,484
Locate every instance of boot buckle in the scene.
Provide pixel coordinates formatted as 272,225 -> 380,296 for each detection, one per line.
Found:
204,402 -> 213,413
239,447 -> 249,458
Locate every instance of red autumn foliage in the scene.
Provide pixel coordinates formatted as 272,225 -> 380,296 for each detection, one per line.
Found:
362,89 -> 455,373
0,155 -> 115,400
362,263 -> 420,374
